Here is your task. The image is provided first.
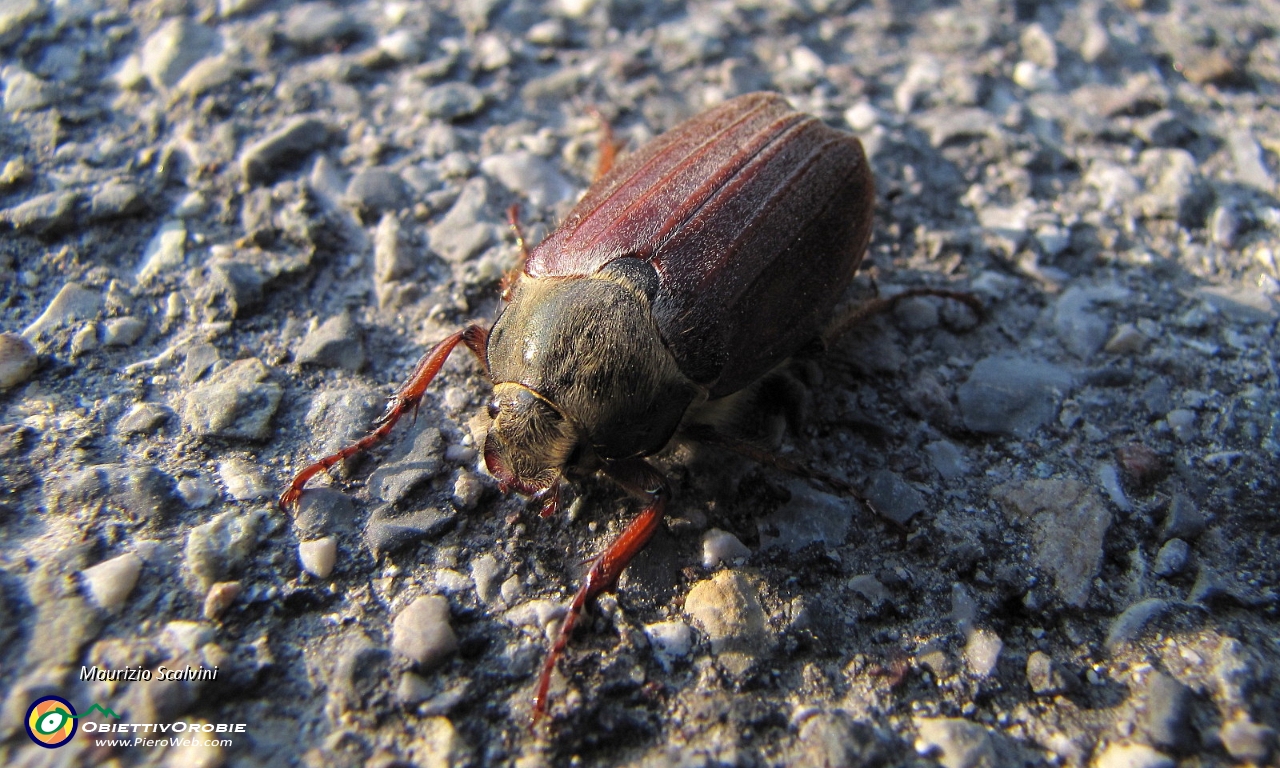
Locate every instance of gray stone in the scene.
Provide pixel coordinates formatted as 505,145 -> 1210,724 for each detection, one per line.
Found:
218,0 -> 265,17
182,343 -> 220,384
136,220 -> 186,283
217,458 -> 271,501
346,167 -> 410,216
1105,599 -> 1173,653
684,570 -> 772,677
22,283 -> 101,344
292,487 -> 353,539
391,595 -> 458,669
1195,285 -> 1278,323
0,332 -> 36,389
1053,285 -> 1129,358
0,0 -> 47,49
181,358 -> 283,441
1227,128 -> 1276,191
914,717 -> 999,768
1140,672 -> 1195,754
863,470 -> 927,526
793,713 -> 888,768
1136,149 -> 1213,228
364,504 -> 456,557
296,312 -> 365,371
281,2 -> 358,50
428,178 -> 494,262
1220,716 -> 1274,764
2,67 -> 53,112
995,478 -> 1111,607
1026,651 -> 1073,695
470,553 -> 503,606
1152,539 -> 1189,577
1134,110 -> 1193,147
925,440 -> 969,480
2,190 -> 80,235
757,481 -> 853,551
480,151 -> 576,209
1162,493 -> 1206,541
369,425 -> 443,504
1093,743 -> 1174,768
102,316 -> 146,346
958,357 -> 1074,437
176,476 -> 218,509
240,117 -> 332,186
139,17 -> 221,90
329,632 -> 389,712
185,510 -> 263,591
116,402 -> 174,435
421,82 -> 485,121
374,213 -> 415,284
195,261 -> 266,318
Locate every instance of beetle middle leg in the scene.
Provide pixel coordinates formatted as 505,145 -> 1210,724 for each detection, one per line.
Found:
280,323 -> 489,509
532,458 -> 668,721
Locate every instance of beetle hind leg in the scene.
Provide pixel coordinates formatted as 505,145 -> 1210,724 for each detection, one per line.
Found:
532,459 -> 667,722
823,287 -> 984,346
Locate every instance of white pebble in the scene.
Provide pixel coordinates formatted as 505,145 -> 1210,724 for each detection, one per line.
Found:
80,553 -> 143,612
701,528 -> 751,569
299,537 -> 337,579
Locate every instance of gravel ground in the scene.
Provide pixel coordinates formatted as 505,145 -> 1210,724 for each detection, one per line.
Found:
2,0 -> 1279,766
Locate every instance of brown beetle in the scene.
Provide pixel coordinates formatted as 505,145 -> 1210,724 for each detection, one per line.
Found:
282,93 -> 878,719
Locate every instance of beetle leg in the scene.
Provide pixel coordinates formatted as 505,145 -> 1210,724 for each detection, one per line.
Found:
279,323 -> 489,509
501,204 -> 530,302
532,459 -> 667,721
586,105 -> 619,180
681,424 -> 899,529
823,288 -> 984,346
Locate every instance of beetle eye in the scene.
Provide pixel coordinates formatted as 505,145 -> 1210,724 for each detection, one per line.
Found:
487,398 -> 500,419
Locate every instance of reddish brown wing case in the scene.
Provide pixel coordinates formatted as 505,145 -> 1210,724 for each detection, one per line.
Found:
527,92 -> 874,397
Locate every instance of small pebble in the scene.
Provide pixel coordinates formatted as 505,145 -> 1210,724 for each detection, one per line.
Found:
1153,539 -> 1189,577
958,356 -> 1074,437
684,570 -> 771,677
863,470 -> 926,526
963,629 -> 1002,678
186,510 -> 263,591
643,620 -> 693,670
298,537 -> 337,579
346,167 -> 410,217
391,595 -> 458,670
0,332 -> 37,389
80,553 -> 143,612
102,316 -> 146,346
1104,323 -> 1148,355
914,717 -> 998,768
1105,599 -> 1172,652
22,282 -> 101,343
1165,409 -> 1197,442
1026,651 -> 1073,696
217,458 -> 271,501
1220,716 -> 1275,763
1140,672 -> 1196,754
1093,743 -> 1174,768
177,476 -> 219,508
421,82 -> 485,121
181,358 -> 283,441
136,220 -> 186,283
117,402 -> 174,435
1162,493 -> 1206,541
470,553 -> 503,606
700,528 -> 750,569
480,151 -> 575,209
428,178 -> 494,263
139,17 -> 220,90
281,1 -> 357,50
240,117 -> 332,186
203,580 -> 242,621
296,312 -> 365,371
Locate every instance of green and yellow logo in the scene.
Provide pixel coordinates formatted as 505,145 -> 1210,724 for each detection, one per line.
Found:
24,697 -> 120,748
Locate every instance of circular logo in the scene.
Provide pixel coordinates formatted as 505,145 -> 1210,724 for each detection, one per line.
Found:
25,696 -> 77,748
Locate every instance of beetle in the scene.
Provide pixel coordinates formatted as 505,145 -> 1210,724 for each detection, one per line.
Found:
282,92 -> 882,719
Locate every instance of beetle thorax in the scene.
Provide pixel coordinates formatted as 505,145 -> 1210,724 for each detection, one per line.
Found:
484,273 -> 699,484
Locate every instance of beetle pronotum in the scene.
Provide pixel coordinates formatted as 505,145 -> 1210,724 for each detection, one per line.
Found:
282,92 -> 968,720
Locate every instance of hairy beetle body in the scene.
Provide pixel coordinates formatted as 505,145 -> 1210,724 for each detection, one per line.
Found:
283,92 -> 876,720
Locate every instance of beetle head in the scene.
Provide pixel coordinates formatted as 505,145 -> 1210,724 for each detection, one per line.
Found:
483,382 -> 584,516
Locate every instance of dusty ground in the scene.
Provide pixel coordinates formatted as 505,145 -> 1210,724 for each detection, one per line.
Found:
1,0 -> 1278,766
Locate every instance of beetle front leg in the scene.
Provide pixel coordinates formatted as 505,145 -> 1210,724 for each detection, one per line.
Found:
279,323 -> 489,509
532,459 -> 667,721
